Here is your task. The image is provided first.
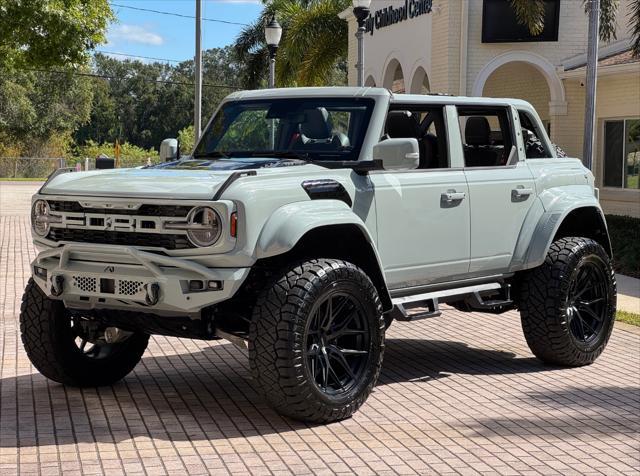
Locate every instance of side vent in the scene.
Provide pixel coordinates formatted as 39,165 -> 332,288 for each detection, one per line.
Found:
301,179 -> 352,207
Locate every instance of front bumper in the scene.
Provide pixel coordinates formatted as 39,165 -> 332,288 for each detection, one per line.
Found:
32,243 -> 250,315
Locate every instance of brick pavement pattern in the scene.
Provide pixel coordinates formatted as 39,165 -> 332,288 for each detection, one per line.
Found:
1,182 -> 639,475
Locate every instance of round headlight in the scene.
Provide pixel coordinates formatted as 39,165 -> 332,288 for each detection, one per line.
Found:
31,200 -> 51,237
186,206 -> 222,247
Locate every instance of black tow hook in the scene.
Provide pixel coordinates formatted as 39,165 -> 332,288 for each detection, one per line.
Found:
145,283 -> 160,306
51,275 -> 65,297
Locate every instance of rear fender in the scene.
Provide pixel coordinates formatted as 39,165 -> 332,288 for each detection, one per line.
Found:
512,187 -> 610,271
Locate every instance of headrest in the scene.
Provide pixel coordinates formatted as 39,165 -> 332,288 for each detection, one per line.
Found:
385,111 -> 421,139
301,108 -> 332,139
465,116 -> 491,146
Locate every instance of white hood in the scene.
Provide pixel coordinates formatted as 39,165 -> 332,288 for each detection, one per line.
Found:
40,168 -> 238,200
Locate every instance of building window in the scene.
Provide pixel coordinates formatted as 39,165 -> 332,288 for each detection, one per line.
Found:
482,0 -> 560,43
603,119 -> 640,189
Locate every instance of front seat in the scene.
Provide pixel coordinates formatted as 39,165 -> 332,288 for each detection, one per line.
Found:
294,108 -> 350,151
464,116 -> 498,167
384,111 -> 428,168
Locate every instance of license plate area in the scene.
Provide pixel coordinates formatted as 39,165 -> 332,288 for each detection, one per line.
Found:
100,278 -> 115,294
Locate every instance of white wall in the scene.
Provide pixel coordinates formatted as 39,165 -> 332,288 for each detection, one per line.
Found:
346,0 -> 433,91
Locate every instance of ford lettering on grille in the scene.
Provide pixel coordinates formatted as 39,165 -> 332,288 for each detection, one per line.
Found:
44,201 -> 195,249
57,213 -> 161,232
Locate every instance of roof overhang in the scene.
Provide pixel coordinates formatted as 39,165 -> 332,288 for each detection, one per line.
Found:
559,62 -> 640,80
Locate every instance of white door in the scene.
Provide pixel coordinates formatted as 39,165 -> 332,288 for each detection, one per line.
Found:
465,162 -> 536,273
455,105 -> 537,274
370,170 -> 470,290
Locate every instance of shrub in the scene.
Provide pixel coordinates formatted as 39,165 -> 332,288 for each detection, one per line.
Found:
606,214 -> 640,278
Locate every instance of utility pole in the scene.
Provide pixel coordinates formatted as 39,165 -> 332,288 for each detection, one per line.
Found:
194,0 -> 203,143
583,0 -> 599,171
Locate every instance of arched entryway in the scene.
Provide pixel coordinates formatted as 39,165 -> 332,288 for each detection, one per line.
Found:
472,51 -> 567,139
383,59 -> 405,93
364,75 -> 376,87
482,62 -> 552,132
409,66 -> 430,94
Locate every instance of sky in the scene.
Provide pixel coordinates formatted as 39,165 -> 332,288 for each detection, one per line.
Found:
102,0 -> 264,63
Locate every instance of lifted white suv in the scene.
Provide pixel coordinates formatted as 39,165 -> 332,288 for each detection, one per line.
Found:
22,87 -> 616,423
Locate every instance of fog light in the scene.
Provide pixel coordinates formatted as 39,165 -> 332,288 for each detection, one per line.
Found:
34,266 -> 47,280
189,280 -> 205,292
208,280 -> 223,290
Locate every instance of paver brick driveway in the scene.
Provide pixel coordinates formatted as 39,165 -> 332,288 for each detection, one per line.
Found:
1,182 -> 639,475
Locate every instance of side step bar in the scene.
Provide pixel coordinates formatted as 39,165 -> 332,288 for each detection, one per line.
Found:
390,282 -> 513,322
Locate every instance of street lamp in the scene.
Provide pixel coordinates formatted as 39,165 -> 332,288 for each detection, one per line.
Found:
265,15 -> 282,88
352,0 -> 371,87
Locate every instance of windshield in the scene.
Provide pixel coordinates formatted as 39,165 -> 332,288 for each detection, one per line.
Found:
193,98 -> 375,162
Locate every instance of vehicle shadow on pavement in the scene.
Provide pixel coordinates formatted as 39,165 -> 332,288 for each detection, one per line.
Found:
380,338 -> 552,384
0,338 -> 621,449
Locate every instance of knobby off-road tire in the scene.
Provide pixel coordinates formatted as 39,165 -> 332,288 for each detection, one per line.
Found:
519,237 -> 616,366
249,259 -> 385,423
20,279 -> 149,386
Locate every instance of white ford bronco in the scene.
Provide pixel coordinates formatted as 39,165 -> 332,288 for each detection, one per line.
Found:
22,87 -> 616,423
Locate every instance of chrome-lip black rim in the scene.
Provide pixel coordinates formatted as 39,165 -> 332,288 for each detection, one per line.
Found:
305,291 -> 370,396
566,257 -> 609,344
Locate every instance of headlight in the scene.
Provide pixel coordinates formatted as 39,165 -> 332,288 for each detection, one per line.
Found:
165,206 -> 222,247
186,206 -> 222,247
31,200 -> 56,237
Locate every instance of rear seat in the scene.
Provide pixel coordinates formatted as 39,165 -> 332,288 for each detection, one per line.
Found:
463,116 -> 502,167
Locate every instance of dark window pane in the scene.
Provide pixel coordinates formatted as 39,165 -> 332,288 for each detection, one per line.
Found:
482,0 -> 560,43
624,119 -> 640,189
604,121 -> 624,187
458,107 -> 514,167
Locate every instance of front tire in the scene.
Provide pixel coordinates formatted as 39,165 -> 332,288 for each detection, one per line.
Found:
519,237 -> 616,366
249,259 -> 384,423
20,279 -> 149,386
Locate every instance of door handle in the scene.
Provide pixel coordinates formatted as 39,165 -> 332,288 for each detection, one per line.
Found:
511,187 -> 534,200
441,191 -> 466,203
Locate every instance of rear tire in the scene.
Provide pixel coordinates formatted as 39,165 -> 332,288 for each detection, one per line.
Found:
20,279 -> 149,386
519,237 -> 616,366
249,259 -> 384,423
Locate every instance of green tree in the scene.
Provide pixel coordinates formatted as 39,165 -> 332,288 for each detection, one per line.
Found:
74,48 -> 241,151
0,70 -> 93,156
631,0 -> 640,57
178,125 -> 195,154
509,0 -> 639,54
74,140 -> 158,167
0,0 -> 114,69
234,0 -> 350,88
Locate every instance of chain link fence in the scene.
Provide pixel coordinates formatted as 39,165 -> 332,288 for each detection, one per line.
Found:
0,156 -> 155,179
0,157 -> 65,179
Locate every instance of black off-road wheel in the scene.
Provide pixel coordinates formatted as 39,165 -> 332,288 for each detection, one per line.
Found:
519,237 -> 616,366
249,259 -> 385,423
20,279 -> 149,386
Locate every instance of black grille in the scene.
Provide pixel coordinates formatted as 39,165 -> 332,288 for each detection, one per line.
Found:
47,200 -> 191,217
48,229 -> 192,250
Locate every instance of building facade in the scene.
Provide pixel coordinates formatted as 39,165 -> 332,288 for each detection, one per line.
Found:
340,0 -> 640,216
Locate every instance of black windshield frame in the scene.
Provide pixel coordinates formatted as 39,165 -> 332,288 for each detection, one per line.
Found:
193,97 -> 376,162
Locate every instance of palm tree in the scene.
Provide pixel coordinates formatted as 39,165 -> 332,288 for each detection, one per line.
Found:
631,0 -> 640,56
509,0 -> 639,51
233,0 -> 350,88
